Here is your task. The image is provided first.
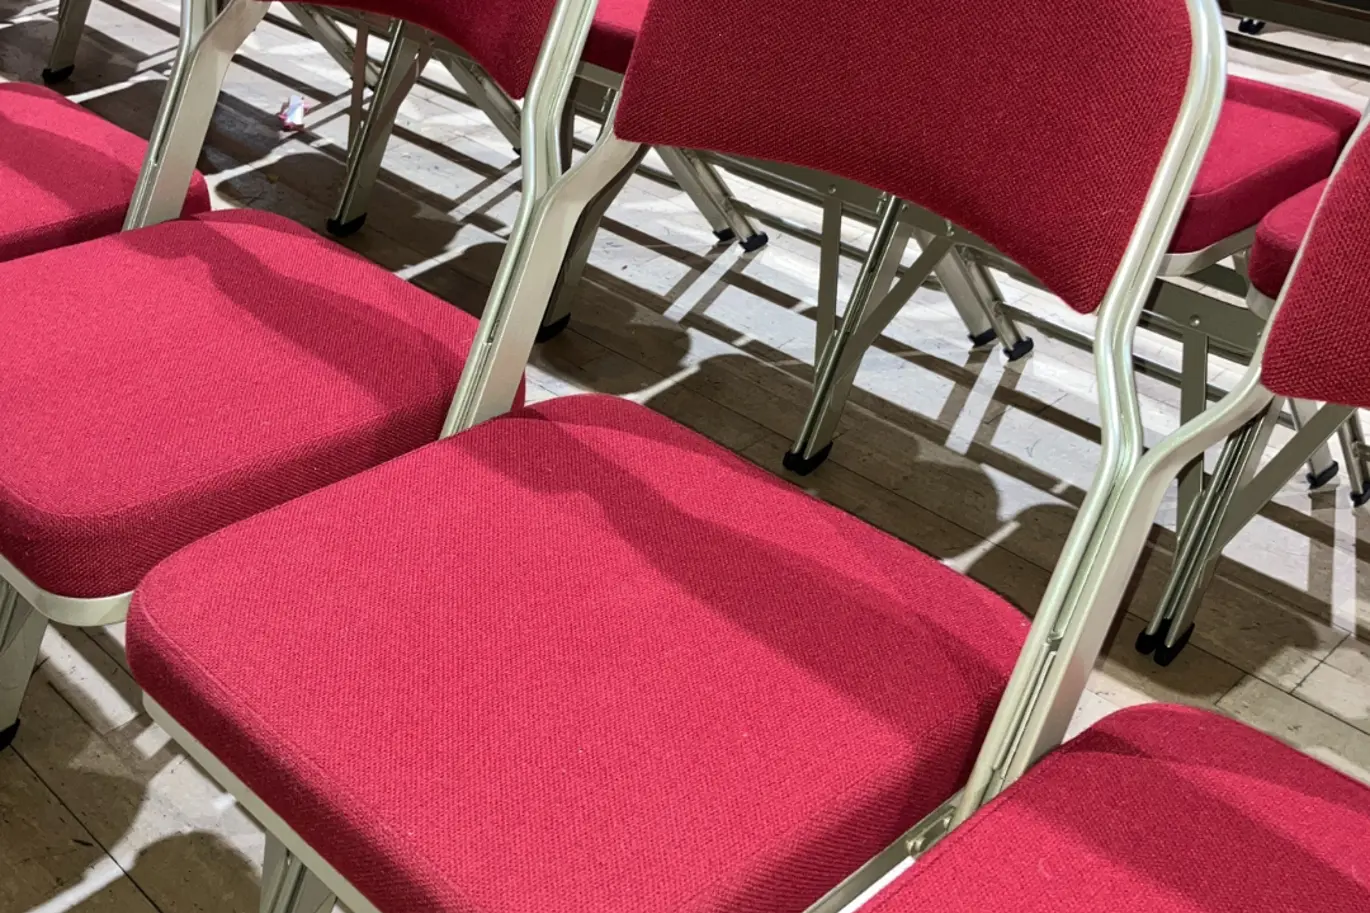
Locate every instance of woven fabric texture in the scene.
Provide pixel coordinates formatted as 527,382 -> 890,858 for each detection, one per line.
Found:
0,209 -> 490,598
1172,78 -> 1357,254
0,83 -> 209,262
862,704 -> 1370,912
615,0 -> 1194,314
292,0 -> 645,97
1265,122 -> 1370,405
128,394 -> 1028,913
1247,179 -> 1325,299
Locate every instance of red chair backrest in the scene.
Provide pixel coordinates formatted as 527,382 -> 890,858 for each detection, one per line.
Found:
309,0 -> 560,98
616,0 -> 1199,314
1263,115 -> 1370,406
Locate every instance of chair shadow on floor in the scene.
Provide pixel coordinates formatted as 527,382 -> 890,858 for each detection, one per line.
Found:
13,626 -> 263,913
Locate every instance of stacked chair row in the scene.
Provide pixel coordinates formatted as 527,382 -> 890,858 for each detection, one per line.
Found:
0,2 -> 1366,913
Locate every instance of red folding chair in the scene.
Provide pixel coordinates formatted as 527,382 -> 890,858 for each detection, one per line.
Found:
0,0 -> 598,748
839,107 -> 1370,913
0,82 -> 208,261
120,1 -> 1225,911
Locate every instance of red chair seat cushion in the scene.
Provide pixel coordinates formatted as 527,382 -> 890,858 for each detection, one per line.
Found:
0,83 -> 210,261
1171,78 -> 1358,254
861,704 -> 1370,912
1248,179 -> 1324,299
128,394 -> 1028,913
0,209 -> 486,598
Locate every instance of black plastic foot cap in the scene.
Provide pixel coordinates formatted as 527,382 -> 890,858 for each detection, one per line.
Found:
1238,18 -> 1267,35
326,213 -> 367,238
968,327 -> 998,349
713,228 -> 737,244
1307,461 -> 1340,490
739,231 -> 769,253
1135,619 -> 1169,656
1353,488 -> 1370,508
536,313 -> 571,343
1153,623 -> 1195,667
1003,336 -> 1035,362
41,65 -> 74,84
0,720 -> 18,751
782,441 -> 833,476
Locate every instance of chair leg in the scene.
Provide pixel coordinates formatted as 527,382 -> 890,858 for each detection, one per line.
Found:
538,143 -> 650,340
1289,399 -> 1340,488
1339,413 -> 1370,507
1137,401 -> 1277,665
442,56 -> 522,153
0,581 -> 48,750
658,147 -> 768,251
328,22 -> 428,237
124,0 -> 270,230
260,836 -> 335,913
785,198 -> 952,474
285,4 -> 380,87
930,247 -> 1034,360
41,0 -> 94,83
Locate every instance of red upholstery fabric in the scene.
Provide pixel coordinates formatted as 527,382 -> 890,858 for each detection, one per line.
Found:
616,0 -> 1196,314
1265,122 -> 1370,406
1171,78 -> 1358,254
0,83 -> 210,262
128,394 -> 1028,913
286,0 -> 644,97
583,0 -> 645,75
0,209 -> 494,598
862,704 -> 1370,912
1247,179 -> 1325,299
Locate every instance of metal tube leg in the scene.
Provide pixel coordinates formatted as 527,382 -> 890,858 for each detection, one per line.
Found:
1290,399 -> 1339,488
1176,329 -> 1209,535
785,196 -> 905,473
1339,413 -> 1370,507
925,244 -> 1033,360
538,144 -> 648,340
442,56 -> 522,153
125,0 -> 271,230
1137,407 -> 1271,663
658,148 -> 768,251
328,23 -> 427,236
286,5 -> 380,87
784,200 -> 951,474
964,257 -> 1033,360
41,0 -> 95,84
0,581 -> 48,750
260,837 -> 335,913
